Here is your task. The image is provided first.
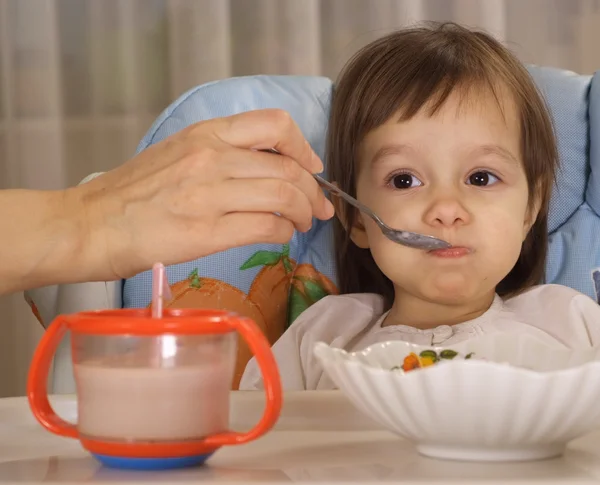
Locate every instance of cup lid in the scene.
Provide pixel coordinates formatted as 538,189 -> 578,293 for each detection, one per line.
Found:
64,308 -> 241,336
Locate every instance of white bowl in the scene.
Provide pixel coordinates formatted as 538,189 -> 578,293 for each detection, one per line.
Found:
313,334 -> 600,462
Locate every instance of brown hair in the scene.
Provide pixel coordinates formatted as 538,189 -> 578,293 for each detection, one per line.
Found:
326,22 -> 558,309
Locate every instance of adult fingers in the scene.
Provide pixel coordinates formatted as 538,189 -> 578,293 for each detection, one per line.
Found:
218,148 -> 334,221
213,212 -> 296,248
209,109 -> 324,174
214,178 -> 314,233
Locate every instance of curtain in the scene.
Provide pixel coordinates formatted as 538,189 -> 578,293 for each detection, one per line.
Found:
0,0 -> 598,397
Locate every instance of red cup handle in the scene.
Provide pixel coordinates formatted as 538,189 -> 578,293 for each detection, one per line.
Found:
204,315 -> 282,446
27,316 -> 78,438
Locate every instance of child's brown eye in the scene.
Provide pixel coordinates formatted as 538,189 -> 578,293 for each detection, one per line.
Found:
467,171 -> 499,186
391,173 -> 422,189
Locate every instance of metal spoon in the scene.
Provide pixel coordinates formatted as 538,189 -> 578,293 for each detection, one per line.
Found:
260,148 -> 451,250
313,174 -> 451,251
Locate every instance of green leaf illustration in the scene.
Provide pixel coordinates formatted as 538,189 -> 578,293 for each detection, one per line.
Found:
282,256 -> 294,274
188,268 -> 202,288
302,280 -> 328,304
240,251 -> 282,270
288,285 -> 310,327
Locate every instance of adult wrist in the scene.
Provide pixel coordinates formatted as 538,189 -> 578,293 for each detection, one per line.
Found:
45,186 -> 100,285
71,177 -> 125,283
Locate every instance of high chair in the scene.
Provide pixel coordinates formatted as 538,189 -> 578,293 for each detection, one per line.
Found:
25,66 -> 600,394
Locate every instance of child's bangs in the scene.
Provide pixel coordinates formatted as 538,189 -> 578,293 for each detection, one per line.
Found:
348,41 -> 515,134
395,71 -> 508,124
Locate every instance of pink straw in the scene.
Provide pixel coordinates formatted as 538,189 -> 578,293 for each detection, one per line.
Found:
151,262 -> 172,318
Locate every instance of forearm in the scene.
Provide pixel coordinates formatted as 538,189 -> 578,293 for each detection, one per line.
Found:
0,188 -> 98,295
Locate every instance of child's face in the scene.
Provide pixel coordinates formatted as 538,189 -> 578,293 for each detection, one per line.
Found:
351,87 -> 537,305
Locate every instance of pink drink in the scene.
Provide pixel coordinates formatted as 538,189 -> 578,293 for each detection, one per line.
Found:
75,354 -> 234,442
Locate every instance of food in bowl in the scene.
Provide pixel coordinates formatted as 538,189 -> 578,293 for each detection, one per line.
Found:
393,349 -> 475,372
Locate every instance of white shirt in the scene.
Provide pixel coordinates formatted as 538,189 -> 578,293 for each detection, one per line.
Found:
239,284 -> 600,391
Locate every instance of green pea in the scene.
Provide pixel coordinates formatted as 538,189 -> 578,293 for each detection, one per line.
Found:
419,350 -> 439,362
440,349 -> 458,360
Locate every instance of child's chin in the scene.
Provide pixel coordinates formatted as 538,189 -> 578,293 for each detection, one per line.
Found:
424,275 -> 480,303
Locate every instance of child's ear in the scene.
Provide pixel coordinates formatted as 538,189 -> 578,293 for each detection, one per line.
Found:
330,182 -> 370,249
523,191 -> 542,240
349,213 -> 370,248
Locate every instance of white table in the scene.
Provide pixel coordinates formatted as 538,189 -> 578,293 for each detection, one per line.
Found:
2,391 -> 600,484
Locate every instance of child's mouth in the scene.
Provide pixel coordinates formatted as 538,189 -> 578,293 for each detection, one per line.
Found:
428,246 -> 472,258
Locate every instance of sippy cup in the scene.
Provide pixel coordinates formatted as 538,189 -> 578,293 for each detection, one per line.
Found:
27,307 -> 282,470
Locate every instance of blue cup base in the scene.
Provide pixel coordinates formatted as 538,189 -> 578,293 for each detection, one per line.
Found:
92,452 -> 214,470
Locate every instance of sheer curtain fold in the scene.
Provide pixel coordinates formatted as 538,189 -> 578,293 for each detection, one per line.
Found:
0,0 -> 598,397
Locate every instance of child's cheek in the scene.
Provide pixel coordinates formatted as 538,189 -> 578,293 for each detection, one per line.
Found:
484,204 -> 527,237
481,206 -> 526,267
366,196 -> 421,230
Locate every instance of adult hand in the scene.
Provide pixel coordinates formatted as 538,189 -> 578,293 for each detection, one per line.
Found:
0,109 -> 334,295
79,109 -> 334,281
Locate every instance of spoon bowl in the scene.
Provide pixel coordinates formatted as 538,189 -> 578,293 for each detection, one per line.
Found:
313,174 -> 451,251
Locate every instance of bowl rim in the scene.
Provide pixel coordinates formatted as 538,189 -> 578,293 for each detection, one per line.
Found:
313,340 -> 600,380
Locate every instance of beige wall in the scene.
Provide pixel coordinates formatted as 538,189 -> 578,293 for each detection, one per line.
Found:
1,0 -> 599,397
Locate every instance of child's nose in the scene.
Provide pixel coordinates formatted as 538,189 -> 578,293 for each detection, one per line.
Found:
423,193 -> 471,228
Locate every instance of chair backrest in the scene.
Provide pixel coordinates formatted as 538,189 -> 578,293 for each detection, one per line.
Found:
122,67 -> 600,386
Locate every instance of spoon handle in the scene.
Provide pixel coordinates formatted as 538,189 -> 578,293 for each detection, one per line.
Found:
262,148 -> 384,227
313,174 -> 383,226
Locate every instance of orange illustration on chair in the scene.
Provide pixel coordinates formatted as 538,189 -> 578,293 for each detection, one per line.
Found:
159,244 -> 338,388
